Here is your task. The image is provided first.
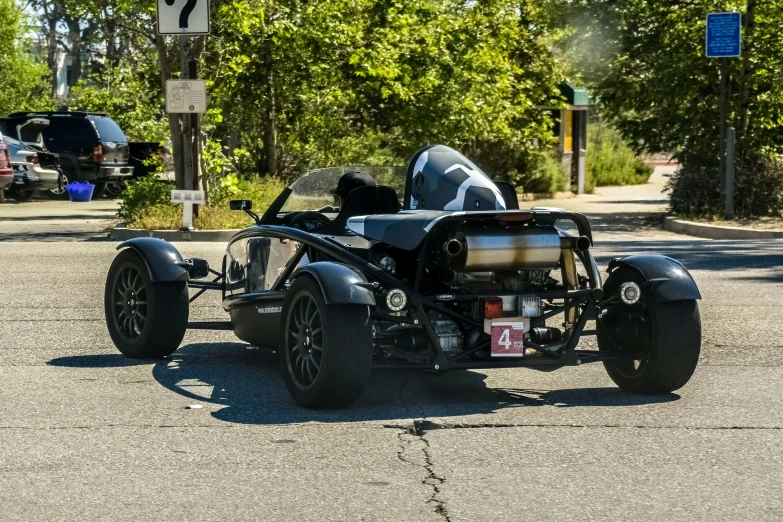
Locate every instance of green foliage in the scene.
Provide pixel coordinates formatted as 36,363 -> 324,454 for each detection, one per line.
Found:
68,66 -> 168,142
117,174 -> 173,223
586,121 -> 652,190
121,173 -> 286,229
0,0 -> 50,115
568,0 -> 783,216
207,0 -> 567,179
668,148 -> 783,218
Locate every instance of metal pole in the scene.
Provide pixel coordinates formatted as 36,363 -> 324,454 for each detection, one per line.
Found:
179,35 -> 193,192
189,57 -> 199,217
725,127 -> 735,220
718,59 -> 728,201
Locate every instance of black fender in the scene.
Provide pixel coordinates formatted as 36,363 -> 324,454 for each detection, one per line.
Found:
292,262 -> 376,306
117,238 -> 189,283
608,255 -> 701,302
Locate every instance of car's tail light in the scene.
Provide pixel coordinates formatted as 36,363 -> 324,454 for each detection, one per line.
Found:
93,145 -> 103,163
482,298 -> 504,319
155,146 -> 167,163
26,155 -> 39,165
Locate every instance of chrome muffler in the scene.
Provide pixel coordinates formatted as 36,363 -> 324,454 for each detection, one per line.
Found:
445,226 -> 566,272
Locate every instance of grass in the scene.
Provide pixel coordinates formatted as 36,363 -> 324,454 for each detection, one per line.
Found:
124,175 -> 285,230
586,122 -> 653,191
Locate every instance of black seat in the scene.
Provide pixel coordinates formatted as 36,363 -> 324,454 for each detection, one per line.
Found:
318,185 -> 400,235
493,180 -> 519,210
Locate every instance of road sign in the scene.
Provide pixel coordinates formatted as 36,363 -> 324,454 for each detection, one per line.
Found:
171,190 -> 205,230
157,0 -> 210,35
166,80 -> 207,114
706,12 -> 741,58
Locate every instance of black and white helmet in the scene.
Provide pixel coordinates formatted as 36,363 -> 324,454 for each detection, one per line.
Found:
404,145 -> 506,211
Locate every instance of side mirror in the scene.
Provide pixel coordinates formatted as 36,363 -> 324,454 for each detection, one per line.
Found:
230,200 -> 252,211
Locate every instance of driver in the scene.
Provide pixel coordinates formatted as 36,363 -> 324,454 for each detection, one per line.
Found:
328,171 -> 376,211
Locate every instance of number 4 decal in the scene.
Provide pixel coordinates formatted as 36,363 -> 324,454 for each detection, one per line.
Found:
498,328 -> 511,350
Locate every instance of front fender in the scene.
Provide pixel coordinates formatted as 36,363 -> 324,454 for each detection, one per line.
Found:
292,262 -> 376,306
117,238 -> 189,283
608,255 -> 701,302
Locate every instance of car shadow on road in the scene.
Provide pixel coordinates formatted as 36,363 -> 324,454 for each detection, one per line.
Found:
49,342 -> 679,425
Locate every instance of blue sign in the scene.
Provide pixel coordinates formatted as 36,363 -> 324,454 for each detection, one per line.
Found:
706,12 -> 741,58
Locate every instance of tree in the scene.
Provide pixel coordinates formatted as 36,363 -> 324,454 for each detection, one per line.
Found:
566,0 -> 783,217
0,0 -> 50,115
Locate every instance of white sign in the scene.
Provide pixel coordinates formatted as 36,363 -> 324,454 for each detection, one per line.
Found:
166,80 -> 207,114
171,190 -> 205,230
157,0 -> 210,35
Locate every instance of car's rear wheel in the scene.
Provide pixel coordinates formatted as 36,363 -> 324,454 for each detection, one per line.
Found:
279,276 -> 372,408
104,249 -> 189,358
597,267 -> 701,393
8,186 -> 34,202
48,170 -> 71,199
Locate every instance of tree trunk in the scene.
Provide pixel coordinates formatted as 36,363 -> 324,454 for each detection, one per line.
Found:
63,15 -> 83,89
261,36 -> 277,176
154,33 -> 185,189
738,0 -> 756,138
42,1 -> 60,96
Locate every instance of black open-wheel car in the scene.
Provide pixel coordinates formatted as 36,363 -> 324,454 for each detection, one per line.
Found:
105,145 -> 701,408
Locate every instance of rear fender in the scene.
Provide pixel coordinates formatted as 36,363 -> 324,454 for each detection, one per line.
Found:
117,238 -> 189,283
608,255 -> 701,302
292,262 -> 376,306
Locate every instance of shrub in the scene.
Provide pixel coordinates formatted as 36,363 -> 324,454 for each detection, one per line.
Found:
117,175 -> 174,224
586,123 -> 653,190
668,148 -> 783,219
510,151 -> 567,194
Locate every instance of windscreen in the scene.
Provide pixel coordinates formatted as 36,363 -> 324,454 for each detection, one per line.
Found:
280,166 -> 406,212
91,117 -> 127,143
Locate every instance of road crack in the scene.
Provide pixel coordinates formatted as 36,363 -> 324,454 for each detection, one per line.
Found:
393,380 -> 451,520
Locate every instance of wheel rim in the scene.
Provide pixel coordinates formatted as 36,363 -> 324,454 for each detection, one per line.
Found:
286,293 -> 324,390
112,265 -> 148,342
599,300 -> 654,379
51,173 -> 68,195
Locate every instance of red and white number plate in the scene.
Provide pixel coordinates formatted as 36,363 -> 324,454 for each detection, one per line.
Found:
490,321 -> 526,357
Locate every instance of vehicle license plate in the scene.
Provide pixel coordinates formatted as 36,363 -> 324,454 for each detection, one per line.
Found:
490,321 -> 525,357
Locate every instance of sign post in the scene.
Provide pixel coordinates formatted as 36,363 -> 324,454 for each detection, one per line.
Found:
706,12 -> 741,220
158,0 -> 210,224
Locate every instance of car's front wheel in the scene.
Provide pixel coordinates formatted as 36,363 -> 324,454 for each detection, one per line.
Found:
279,276 -> 373,408
104,249 -> 189,358
597,267 -> 701,393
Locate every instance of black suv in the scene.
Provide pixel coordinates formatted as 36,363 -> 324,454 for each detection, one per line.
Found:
3,111 -> 133,198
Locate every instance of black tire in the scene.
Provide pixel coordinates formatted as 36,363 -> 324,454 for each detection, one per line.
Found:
92,182 -> 107,199
9,187 -> 34,202
104,180 -> 126,199
48,170 -> 71,199
104,249 -> 189,358
279,275 -> 373,408
598,267 -> 701,393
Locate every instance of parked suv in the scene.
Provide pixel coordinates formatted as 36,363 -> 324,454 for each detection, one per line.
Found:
3,111 -> 133,198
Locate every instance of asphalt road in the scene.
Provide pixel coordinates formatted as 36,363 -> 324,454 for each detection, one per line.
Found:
1,191 -> 782,520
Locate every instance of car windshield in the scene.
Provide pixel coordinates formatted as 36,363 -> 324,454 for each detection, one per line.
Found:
90,116 -> 127,143
280,166 -> 407,212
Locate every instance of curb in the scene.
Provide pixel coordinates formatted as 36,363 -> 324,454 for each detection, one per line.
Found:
110,224 -> 240,242
518,191 -> 575,202
663,216 -> 783,240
